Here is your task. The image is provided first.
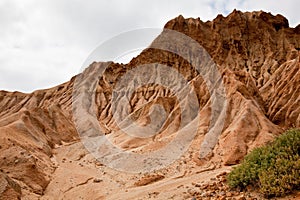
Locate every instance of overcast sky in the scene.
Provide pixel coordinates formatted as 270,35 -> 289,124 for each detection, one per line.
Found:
0,0 -> 299,93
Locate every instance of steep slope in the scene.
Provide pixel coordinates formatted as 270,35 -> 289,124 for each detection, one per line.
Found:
0,10 -> 299,199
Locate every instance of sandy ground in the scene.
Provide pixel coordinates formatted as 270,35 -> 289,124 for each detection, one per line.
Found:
13,141 -> 300,200
19,141 -> 229,200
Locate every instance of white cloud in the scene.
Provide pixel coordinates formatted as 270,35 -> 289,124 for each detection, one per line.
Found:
0,0 -> 298,92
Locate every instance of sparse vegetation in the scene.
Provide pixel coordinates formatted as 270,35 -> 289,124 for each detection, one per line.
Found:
227,129 -> 300,198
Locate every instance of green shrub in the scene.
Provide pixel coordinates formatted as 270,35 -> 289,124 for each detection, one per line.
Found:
227,129 -> 300,198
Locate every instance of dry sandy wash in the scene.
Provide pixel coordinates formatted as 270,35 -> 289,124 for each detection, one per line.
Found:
0,10 -> 300,199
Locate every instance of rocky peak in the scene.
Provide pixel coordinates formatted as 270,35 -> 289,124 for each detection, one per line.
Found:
164,10 -> 300,88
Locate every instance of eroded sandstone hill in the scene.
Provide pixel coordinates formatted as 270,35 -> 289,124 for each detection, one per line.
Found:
0,10 -> 299,199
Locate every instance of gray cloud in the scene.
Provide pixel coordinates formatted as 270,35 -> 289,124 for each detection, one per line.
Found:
0,0 -> 298,92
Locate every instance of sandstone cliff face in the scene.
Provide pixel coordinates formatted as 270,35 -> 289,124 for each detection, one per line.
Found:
0,172 -> 21,200
0,10 -> 299,198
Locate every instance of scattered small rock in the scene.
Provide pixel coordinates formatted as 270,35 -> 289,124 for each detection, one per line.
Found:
217,172 -> 227,178
201,192 -> 207,197
219,191 -> 225,196
226,192 -> 233,197
134,174 -> 164,186
194,183 -> 201,187
201,184 -> 209,190
238,196 -> 246,200
95,161 -> 103,166
93,178 -> 102,183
